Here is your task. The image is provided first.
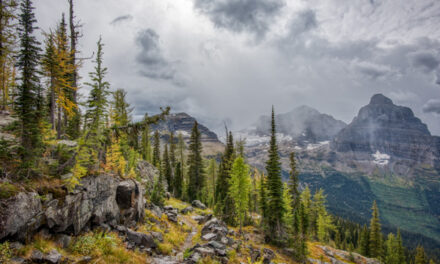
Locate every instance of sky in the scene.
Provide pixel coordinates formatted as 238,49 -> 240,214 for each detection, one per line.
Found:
35,0 -> 440,135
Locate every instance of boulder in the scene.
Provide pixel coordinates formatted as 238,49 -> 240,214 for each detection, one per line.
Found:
194,246 -> 215,257
262,248 -> 275,264
201,218 -> 228,237
202,233 -> 217,241
136,161 -> 167,192
192,200 -> 206,210
180,206 -> 193,214
117,180 -> 145,225
208,241 -> 225,250
126,229 -> 157,249
30,249 -> 44,262
44,249 -> 62,264
55,234 -> 72,248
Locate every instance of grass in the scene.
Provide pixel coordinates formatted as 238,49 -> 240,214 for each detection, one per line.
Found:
0,182 -> 19,199
0,242 -> 12,263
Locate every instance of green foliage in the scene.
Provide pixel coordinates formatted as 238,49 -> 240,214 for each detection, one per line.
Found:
369,201 -> 382,259
187,121 -> 204,201
69,232 -> 116,256
415,245 -> 427,264
359,225 -> 370,256
0,181 -> 19,199
162,144 -> 172,192
173,162 -> 183,199
153,130 -> 160,168
151,173 -> 165,206
265,107 -> 285,241
228,156 -> 251,232
0,241 -> 12,263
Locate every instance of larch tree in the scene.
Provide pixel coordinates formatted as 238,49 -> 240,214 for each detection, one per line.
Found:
15,0 -> 43,173
187,121 -> 204,201
228,156 -> 251,233
259,172 -> 268,228
385,233 -> 399,264
265,106 -> 285,241
0,0 -> 17,110
396,229 -> 406,264
415,245 -> 426,264
369,201 -> 382,259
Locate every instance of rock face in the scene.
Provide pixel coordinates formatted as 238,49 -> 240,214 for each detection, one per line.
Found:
151,112 -> 220,143
0,174 -> 145,242
249,105 -> 347,143
331,94 -> 440,166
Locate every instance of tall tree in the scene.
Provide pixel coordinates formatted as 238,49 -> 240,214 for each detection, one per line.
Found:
152,130 -> 160,168
162,144 -> 172,192
169,131 -> 176,168
0,0 -> 17,110
359,224 -> 369,256
288,152 -> 300,227
173,161 -> 183,198
215,131 -> 236,224
187,121 -> 204,201
141,121 -> 152,163
15,0 -> 43,172
385,233 -> 399,264
369,201 -> 382,259
415,245 -> 426,264
265,106 -> 285,241
66,0 -> 81,138
396,229 -> 406,264
228,156 -> 251,233
110,88 -> 131,127
259,172 -> 268,227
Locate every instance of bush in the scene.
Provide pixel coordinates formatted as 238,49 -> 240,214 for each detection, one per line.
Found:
0,242 -> 12,263
0,182 -> 19,199
69,232 -> 116,256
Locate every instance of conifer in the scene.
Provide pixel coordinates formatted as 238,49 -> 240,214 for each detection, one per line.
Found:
187,121 -> 204,201
369,201 -> 382,258
228,156 -> 251,233
152,130 -> 160,168
173,161 -> 183,198
162,144 -> 172,192
415,245 -> 426,264
265,106 -> 285,240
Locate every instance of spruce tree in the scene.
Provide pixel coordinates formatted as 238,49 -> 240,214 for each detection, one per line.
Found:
385,233 -> 399,264
152,130 -> 160,168
265,106 -> 285,241
369,201 -> 382,258
396,229 -> 406,264
162,144 -> 172,192
215,131 -> 236,224
288,152 -> 300,227
173,161 -> 183,198
15,0 -> 43,173
141,115 -> 152,162
359,224 -> 369,256
187,121 -> 204,201
169,131 -> 176,168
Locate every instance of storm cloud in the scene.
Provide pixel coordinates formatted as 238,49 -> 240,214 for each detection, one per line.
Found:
34,0 -> 440,135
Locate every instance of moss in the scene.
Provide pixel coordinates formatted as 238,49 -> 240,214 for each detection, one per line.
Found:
0,242 -> 12,263
0,182 -> 19,199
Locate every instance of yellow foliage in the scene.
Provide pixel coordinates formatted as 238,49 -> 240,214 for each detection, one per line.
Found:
105,135 -> 127,177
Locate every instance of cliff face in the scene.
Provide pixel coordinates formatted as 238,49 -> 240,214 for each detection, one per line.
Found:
331,94 -> 440,166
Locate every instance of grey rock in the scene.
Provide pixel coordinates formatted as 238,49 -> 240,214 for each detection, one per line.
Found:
30,249 -> 44,262
215,248 -> 227,257
202,233 -> 217,241
151,231 -> 164,242
180,206 -> 194,214
194,246 -> 215,257
115,225 -> 127,234
262,248 -> 275,264
44,249 -> 62,264
191,200 -> 207,210
9,242 -> 24,251
117,180 -> 145,225
77,256 -> 93,263
208,240 -> 225,250
126,229 -> 157,249
201,218 -> 228,236
55,234 -> 72,248
10,257 -> 26,264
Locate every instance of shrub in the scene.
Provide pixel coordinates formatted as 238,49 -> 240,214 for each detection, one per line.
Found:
0,242 -> 12,263
0,182 -> 19,199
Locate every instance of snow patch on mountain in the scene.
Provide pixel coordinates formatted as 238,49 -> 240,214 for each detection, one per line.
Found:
372,151 -> 390,166
306,141 -> 330,150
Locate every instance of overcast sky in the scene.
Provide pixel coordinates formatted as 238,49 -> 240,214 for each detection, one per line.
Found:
35,0 -> 440,135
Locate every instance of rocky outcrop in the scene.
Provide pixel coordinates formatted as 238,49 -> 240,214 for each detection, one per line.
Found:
0,174 -> 145,242
332,94 -> 440,166
136,160 -> 167,193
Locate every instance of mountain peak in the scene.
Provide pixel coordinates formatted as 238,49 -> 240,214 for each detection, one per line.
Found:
369,94 -> 393,105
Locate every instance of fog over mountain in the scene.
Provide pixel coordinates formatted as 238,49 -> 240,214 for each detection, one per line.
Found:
34,0 -> 440,135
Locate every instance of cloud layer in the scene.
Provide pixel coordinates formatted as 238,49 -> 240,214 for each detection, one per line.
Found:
34,0 -> 440,135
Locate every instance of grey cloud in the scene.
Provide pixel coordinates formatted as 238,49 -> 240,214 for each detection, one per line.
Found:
353,61 -> 394,80
110,14 -> 133,25
194,0 -> 284,38
288,9 -> 317,37
135,29 -> 180,84
423,99 -> 440,114
409,50 -> 439,72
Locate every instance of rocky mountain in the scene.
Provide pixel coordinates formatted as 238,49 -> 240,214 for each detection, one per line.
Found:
240,94 -> 440,250
246,105 -> 347,144
151,112 -> 224,156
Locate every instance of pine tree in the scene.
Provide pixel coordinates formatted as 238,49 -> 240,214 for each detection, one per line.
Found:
369,201 -> 382,259
187,121 -> 204,201
215,131 -> 236,224
206,158 -> 217,207
288,152 -> 300,217
415,245 -> 426,264
152,130 -> 160,168
110,89 -> 131,127
162,144 -> 172,192
385,233 -> 399,264
173,161 -> 183,198
141,114 -> 152,162
396,229 -> 406,264
228,156 -> 251,233
259,172 -> 268,222
169,131 -> 176,168
15,0 -> 43,173
359,224 -> 369,256
265,107 -> 284,241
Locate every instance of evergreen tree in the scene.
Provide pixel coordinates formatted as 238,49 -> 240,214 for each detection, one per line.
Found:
385,233 -> 399,264
215,131 -> 236,225
162,144 -> 172,192
151,171 -> 165,206
259,172 -> 268,227
359,224 -> 369,256
173,161 -> 183,198
288,152 -> 300,218
187,121 -> 204,201
228,156 -> 251,233
152,130 -> 160,168
110,89 -> 131,127
369,201 -> 382,259
415,245 -> 426,264
265,106 -> 285,241
15,0 -> 43,173
206,158 -> 216,207
141,114 -> 152,162
169,131 -> 176,168
396,229 -> 406,264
